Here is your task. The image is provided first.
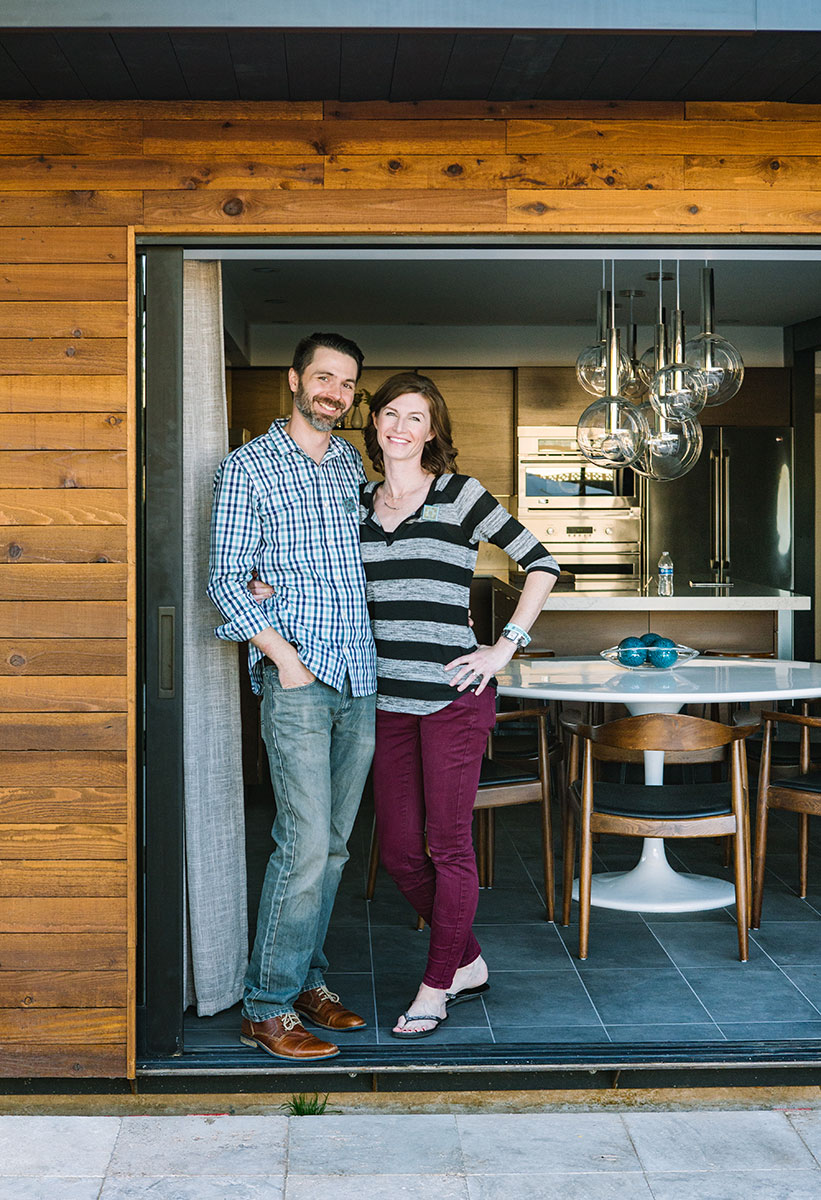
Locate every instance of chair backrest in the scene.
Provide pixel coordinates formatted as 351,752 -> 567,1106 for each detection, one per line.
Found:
578,712 -> 753,756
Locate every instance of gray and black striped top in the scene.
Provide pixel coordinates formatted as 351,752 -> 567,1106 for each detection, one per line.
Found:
360,474 -> 560,715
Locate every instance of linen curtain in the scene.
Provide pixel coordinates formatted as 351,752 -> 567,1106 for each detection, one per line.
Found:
181,259 -> 248,1015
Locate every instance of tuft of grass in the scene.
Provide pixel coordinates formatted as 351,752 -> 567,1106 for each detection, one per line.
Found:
280,1091 -> 329,1116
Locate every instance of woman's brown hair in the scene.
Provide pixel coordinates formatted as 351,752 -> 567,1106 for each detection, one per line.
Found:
363,371 -> 458,476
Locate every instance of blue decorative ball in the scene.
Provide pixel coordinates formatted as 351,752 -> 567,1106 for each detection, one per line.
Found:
648,636 -> 678,668
640,632 -> 662,646
617,636 -> 647,667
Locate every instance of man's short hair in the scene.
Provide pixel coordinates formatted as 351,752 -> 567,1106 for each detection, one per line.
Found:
291,332 -> 365,381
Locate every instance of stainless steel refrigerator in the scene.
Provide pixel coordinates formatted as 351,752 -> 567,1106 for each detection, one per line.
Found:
644,426 -> 793,590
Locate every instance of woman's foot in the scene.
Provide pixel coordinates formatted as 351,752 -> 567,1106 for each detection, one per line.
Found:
447,955 -> 489,1004
392,982 -> 448,1036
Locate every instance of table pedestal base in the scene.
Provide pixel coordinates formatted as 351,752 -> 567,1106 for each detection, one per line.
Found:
572,837 -> 736,913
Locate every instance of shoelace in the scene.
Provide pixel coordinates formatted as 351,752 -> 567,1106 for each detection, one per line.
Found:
281,1012 -> 301,1031
313,984 -> 340,1004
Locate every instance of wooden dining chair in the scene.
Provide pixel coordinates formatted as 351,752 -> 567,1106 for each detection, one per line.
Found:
751,707 -> 821,928
563,713 -> 754,961
366,707 -> 561,923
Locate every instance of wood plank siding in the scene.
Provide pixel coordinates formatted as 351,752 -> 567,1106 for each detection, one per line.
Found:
0,97 -> 818,1079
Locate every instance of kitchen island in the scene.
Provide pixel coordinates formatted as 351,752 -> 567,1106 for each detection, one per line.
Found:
479,577 -> 811,659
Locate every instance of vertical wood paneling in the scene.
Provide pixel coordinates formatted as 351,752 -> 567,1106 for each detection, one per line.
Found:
0,96 -> 815,1081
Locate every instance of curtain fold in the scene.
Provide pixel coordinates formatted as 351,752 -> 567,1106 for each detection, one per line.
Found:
181,259 -> 248,1016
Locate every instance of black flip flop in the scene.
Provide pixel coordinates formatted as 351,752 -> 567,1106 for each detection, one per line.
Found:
445,982 -> 490,1009
390,1011 -> 447,1040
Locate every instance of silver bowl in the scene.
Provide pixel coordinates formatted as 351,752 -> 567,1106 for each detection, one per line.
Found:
600,644 -> 699,671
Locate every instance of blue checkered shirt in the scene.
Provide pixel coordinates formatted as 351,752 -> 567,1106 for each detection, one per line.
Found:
207,419 -> 377,697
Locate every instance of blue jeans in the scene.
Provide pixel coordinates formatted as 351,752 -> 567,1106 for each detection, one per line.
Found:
243,666 -> 375,1021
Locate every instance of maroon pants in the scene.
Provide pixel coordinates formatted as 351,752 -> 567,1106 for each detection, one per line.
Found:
372,686 -> 497,989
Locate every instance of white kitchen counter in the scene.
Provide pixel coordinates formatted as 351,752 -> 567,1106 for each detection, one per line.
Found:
544,581 -> 810,613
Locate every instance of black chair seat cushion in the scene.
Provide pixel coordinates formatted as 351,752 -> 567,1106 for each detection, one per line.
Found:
771,770 -> 821,795
479,756 -> 538,787
570,779 -> 733,820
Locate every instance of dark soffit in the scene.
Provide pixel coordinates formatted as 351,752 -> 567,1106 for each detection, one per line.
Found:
2,29 -> 821,103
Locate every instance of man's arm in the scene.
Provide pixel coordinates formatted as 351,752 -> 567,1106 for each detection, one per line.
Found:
207,457 -> 314,687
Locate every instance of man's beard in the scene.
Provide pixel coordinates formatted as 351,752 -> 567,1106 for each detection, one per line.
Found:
293,382 -> 347,432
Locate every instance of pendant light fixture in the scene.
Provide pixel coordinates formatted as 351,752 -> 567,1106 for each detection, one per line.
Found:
577,263 -> 649,469
575,263 -> 630,397
649,262 -> 707,421
685,265 -> 744,406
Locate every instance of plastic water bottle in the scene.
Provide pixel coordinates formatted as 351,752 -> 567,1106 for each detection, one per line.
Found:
657,550 -> 674,597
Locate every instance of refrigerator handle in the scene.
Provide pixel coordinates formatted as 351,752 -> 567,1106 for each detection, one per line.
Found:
709,448 -> 721,569
722,449 -> 731,569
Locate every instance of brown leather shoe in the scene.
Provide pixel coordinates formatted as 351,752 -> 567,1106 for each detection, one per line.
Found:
294,984 -> 367,1031
240,1014 -> 339,1060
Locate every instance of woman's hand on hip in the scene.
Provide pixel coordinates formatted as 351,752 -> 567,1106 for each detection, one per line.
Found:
445,639 -> 516,696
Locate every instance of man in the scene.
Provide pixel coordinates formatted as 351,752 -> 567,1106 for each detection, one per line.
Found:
208,331 -> 376,1061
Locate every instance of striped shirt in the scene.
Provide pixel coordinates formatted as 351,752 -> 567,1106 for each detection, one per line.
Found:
208,418 -> 377,697
360,474 -> 560,714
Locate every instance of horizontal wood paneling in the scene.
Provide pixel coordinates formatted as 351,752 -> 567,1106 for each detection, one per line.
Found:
324,153 -> 683,190
0,898 -> 127,932
506,188 -> 821,232
0,376 -> 127,412
0,492 -> 127,526
0,451 -> 126,488
0,340 -> 127,375
0,100 -> 322,120
0,413 -> 126,450
0,789 -> 126,823
144,187 -> 507,228
0,931 -> 126,969
0,823 -> 127,860
0,303 -> 128,338
0,601 -> 126,638
0,564 -> 127,601
0,192 -> 142,226
0,714 -> 126,750
0,528 -> 127,564
0,1043 -> 125,1077
0,970 -> 127,1004
0,264 -> 127,301
0,752 -> 126,787
0,120 -> 142,156
0,1007 -> 126,1039
0,640 -> 126,675
0,863 -> 126,898
0,227 -> 126,263
683,155 -> 821,190
507,119 -> 821,155
0,679 -> 127,712
0,156 -> 324,191
326,100 -> 686,121
144,119 -> 508,156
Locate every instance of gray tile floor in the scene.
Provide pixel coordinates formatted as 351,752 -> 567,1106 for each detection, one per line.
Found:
187,780 -> 821,1053
4,1110 -> 821,1198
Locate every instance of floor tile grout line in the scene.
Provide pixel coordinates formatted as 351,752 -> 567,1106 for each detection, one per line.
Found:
642,920 -> 726,1036
97,1115 -> 123,1191
785,1110 -> 821,1169
364,889 -> 382,1045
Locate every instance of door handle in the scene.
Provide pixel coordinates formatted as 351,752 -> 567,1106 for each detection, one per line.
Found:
158,606 -> 175,698
722,450 -> 731,569
709,449 -> 720,569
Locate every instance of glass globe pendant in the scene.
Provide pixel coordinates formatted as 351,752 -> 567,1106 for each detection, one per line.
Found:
577,327 -> 649,468
684,266 -> 744,406
575,289 -> 630,397
633,320 -> 703,482
650,309 -> 707,421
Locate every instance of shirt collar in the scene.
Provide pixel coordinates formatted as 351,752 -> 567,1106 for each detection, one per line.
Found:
267,417 -> 343,462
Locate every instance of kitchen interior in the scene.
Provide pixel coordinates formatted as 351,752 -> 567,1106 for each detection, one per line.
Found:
187,246 -> 821,1059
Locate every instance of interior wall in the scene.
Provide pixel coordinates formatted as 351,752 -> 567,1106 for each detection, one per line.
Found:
0,97 -> 819,1079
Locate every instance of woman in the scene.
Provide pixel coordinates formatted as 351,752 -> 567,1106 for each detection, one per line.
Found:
252,372 -> 559,1038
360,372 -> 559,1038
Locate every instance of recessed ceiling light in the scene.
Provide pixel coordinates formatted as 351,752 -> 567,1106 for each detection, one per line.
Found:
644,272 -> 675,282
253,266 -> 281,273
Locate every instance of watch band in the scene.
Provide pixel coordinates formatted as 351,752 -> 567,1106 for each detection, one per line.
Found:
501,622 -> 532,648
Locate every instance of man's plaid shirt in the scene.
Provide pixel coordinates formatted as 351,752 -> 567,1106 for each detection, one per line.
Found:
207,418 -> 377,697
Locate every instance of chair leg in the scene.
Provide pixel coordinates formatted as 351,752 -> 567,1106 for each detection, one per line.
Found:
475,810 -> 488,888
366,817 -> 379,901
541,785 -> 555,923
731,757 -> 749,962
486,809 -> 496,888
578,815 -> 593,960
799,813 -> 809,899
751,794 -> 769,930
561,798 -> 575,927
